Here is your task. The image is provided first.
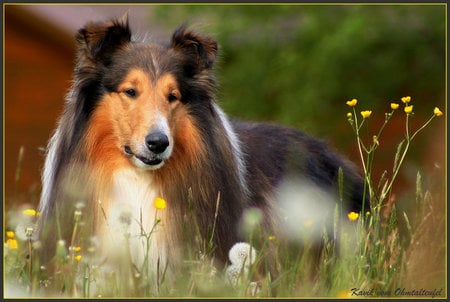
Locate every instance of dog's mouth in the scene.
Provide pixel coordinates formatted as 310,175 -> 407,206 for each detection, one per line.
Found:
124,145 -> 163,167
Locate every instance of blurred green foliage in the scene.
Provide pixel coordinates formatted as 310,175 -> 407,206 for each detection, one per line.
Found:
150,4 -> 445,144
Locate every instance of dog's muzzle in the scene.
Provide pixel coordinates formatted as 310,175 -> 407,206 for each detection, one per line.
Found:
124,131 -> 172,169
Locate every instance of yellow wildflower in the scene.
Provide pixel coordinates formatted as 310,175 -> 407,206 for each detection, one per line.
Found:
404,105 -> 413,114
347,211 -> 360,221
390,103 -> 399,110
74,255 -> 82,262
346,98 -> 358,107
23,209 -> 38,216
346,112 -> 352,118
360,110 -> 372,118
336,289 -> 352,298
401,96 -> 411,103
304,219 -> 313,227
71,246 -> 82,252
6,231 -> 15,239
6,239 -> 18,249
268,235 -> 276,241
434,107 -> 443,117
154,197 -> 167,210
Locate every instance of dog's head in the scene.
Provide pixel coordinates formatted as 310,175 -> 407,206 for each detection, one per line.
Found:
75,15 -> 218,170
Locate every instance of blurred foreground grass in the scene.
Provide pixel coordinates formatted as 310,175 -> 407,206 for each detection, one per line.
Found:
4,97 -> 445,298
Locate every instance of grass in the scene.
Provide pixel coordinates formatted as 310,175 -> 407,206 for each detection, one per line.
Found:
4,97 -> 446,298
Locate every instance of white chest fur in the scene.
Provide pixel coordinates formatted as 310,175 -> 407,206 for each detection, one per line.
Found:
96,169 -> 169,279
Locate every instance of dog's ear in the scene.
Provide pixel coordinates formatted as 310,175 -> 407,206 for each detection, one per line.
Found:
76,14 -> 131,66
171,25 -> 218,74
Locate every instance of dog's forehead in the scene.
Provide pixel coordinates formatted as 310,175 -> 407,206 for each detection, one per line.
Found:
112,43 -> 178,78
103,43 -> 180,90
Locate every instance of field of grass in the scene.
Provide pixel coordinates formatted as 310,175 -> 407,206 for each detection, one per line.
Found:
4,98 -> 446,298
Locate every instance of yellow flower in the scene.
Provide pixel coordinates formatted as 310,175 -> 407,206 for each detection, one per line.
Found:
404,105 -> 413,114
360,110 -> 372,118
304,219 -> 313,227
74,255 -> 82,262
434,107 -> 443,117
347,211 -> 360,221
6,231 -> 15,239
154,197 -> 167,210
268,235 -> 276,241
23,209 -> 38,216
336,289 -> 352,298
401,96 -> 411,103
6,239 -> 18,250
390,103 -> 399,110
346,98 -> 358,107
74,246 -> 81,252
346,112 -> 352,118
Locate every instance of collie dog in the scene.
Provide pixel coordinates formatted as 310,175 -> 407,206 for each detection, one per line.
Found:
37,16 -> 368,287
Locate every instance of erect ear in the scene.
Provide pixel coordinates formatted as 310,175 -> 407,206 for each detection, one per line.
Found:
171,25 -> 218,73
76,14 -> 131,66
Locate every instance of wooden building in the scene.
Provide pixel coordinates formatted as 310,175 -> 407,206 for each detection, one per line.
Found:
4,5 -> 75,207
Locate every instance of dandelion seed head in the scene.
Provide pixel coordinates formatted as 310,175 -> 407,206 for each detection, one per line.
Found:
14,221 -> 36,241
57,240 -> 65,247
276,178 -> 334,242
56,240 -> 68,258
25,227 -> 34,238
108,203 -> 134,232
225,264 -> 248,286
75,201 -> 86,210
240,207 -> 263,235
228,242 -> 257,267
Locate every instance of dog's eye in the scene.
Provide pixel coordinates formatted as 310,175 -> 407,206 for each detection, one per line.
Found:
168,92 -> 179,103
124,88 -> 137,98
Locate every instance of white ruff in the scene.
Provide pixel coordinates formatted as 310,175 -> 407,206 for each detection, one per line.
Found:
213,103 -> 249,198
97,169 -> 169,276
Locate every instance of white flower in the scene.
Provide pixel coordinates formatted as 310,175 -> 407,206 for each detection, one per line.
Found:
225,264 -> 244,286
226,242 -> 258,287
228,242 -> 257,267
14,220 -> 37,241
108,202 -> 133,233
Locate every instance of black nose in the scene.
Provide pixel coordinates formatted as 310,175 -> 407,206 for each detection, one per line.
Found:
145,132 -> 169,154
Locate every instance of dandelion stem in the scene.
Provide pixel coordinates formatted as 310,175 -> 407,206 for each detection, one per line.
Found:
28,237 -> 33,293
